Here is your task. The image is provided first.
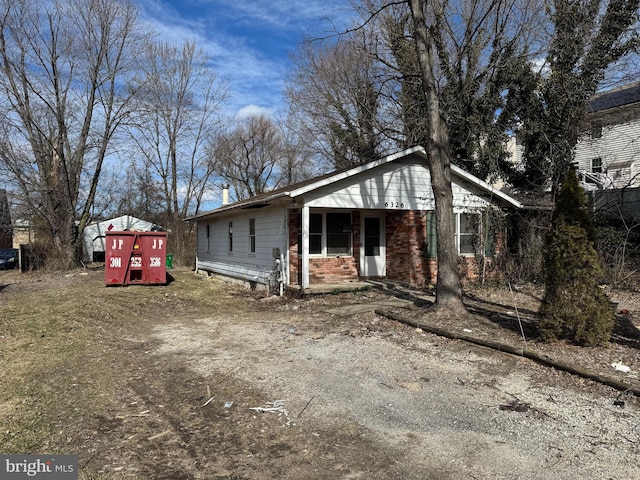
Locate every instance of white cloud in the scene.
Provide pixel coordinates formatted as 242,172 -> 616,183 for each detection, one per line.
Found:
532,56 -> 551,77
191,0 -> 354,31
235,104 -> 275,119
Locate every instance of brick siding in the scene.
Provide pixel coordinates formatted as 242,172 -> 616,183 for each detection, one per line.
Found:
385,211 -> 434,285
288,208 -> 497,287
288,209 -> 360,285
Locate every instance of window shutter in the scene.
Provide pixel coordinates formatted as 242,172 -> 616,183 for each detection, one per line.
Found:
484,212 -> 495,257
426,211 -> 437,258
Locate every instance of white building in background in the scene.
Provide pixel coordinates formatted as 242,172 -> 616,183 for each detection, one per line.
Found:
574,82 -> 640,190
501,83 -> 640,192
81,215 -> 160,263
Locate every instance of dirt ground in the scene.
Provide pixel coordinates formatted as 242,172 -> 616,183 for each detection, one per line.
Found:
1,268 -> 640,479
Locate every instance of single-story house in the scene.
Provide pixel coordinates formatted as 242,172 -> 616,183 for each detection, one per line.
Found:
188,146 -> 522,291
82,215 -> 161,263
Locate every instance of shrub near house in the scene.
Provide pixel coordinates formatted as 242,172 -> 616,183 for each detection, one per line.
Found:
539,169 -> 614,346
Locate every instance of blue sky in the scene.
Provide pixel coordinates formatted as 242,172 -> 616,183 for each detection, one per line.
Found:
135,0 -> 356,118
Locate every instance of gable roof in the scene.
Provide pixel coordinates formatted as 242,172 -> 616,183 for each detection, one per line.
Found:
188,146 -> 522,221
84,215 -> 158,233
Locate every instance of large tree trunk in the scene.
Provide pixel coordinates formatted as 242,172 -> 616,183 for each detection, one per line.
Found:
408,0 -> 466,314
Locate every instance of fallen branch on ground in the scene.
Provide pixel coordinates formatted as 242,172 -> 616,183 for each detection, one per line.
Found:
376,308 -> 640,397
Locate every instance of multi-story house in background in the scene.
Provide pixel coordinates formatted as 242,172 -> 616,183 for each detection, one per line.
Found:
574,82 -> 640,190
572,83 -> 640,221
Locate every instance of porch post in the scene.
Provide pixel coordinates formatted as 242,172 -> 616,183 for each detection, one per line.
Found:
301,205 -> 310,288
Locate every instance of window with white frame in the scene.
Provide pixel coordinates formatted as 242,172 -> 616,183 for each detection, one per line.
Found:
309,213 -> 322,254
228,221 -> 233,252
430,211 -> 493,257
249,218 -> 256,254
327,212 -> 352,254
591,157 -> 603,173
307,211 -> 352,256
206,224 -> 210,252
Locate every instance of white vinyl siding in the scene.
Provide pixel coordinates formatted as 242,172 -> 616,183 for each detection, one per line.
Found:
196,207 -> 287,285
575,119 -> 640,188
303,157 -> 492,211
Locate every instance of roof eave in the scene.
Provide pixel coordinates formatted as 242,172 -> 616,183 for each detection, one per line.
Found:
451,165 -> 523,209
185,191 -> 291,222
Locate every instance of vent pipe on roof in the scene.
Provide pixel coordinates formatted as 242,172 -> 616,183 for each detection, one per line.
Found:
222,184 -> 230,206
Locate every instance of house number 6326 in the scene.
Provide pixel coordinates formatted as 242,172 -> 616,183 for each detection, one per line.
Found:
385,201 -> 405,208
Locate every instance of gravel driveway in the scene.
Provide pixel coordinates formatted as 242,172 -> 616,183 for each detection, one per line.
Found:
152,299 -> 640,480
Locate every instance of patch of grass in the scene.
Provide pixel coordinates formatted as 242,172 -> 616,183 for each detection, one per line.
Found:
0,269 -> 239,460
0,323 -> 103,453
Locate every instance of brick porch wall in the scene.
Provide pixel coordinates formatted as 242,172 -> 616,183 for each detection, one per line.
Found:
426,249 -> 504,286
309,256 -> 358,283
385,211 -> 434,285
287,209 -> 360,285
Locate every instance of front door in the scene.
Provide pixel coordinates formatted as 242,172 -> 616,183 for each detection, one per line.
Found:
361,214 -> 386,278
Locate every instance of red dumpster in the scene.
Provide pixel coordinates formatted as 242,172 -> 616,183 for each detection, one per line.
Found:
105,231 -> 167,286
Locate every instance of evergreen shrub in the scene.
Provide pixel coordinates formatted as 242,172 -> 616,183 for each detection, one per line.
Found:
538,170 -> 614,346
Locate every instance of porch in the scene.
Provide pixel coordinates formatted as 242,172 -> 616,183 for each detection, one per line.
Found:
284,279 -> 435,309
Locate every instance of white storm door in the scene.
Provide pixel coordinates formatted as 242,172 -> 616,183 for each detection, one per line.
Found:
361,215 -> 386,277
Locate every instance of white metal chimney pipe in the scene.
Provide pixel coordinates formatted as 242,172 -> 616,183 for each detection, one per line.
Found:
222,184 -> 229,206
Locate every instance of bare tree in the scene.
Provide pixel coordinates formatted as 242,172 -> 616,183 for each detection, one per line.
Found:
0,0 -> 145,268
210,114 -> 307,201
405,0 -> 465,313
286,33 -> 391,170
129,40 -> 227,219
126,40 -> 227,262
277,111 -> 321,185
102,157 -> 165,221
